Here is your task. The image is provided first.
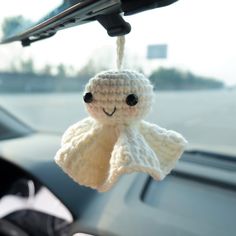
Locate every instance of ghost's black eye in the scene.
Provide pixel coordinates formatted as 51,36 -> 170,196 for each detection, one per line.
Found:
83,92 -> 93,103
126,94 -> 138,106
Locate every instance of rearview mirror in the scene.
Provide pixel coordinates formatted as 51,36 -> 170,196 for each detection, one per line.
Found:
0,0 -> 178,46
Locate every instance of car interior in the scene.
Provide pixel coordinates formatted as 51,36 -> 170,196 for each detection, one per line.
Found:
0,0 -> 236,236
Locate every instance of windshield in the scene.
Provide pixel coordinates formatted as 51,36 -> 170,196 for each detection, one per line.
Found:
0,0 -> 236,155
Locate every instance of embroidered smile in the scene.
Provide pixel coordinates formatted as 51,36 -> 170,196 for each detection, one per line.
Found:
103,107 -> 116,117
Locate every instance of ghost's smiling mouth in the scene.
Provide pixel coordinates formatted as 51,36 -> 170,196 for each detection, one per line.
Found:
103,107 -> 116,117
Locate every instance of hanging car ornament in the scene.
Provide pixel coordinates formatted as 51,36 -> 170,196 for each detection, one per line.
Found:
55,36 -> 187,192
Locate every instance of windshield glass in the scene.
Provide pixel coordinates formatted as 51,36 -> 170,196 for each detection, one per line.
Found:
0,0 -> 64,40
0,0 -> 236,155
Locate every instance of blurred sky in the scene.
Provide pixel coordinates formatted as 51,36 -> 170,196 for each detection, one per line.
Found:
0,0 -> 236,85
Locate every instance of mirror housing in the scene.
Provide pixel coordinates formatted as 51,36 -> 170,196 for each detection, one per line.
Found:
0,0 -> 178,46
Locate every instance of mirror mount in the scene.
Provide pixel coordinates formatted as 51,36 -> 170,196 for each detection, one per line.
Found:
97,13 -> 131,37
21,33 -> 56,47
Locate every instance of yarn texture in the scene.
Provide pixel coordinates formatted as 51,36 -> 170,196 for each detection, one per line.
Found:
55,70 -> 187,192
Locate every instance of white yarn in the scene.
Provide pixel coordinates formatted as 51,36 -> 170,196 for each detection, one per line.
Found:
55,70 -> 187,192
85,70 -> 153,125
116,36 -> 125,70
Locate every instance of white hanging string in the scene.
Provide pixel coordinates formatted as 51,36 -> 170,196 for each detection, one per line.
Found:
116,35 -> 125,70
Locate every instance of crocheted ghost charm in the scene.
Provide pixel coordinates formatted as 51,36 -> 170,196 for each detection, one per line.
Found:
55,70 -> 187,192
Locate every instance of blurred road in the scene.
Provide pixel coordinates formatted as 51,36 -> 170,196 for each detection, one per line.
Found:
1,90 -> 236,154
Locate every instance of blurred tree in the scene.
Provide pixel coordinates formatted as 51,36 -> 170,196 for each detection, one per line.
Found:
42,64 -> 52,75
149,67 -> 224,90
9,61 -> 18,73
57,64 -> 67,78
1,16 -> 32,39
77,59 -> 96,78
19,59 -> 35,74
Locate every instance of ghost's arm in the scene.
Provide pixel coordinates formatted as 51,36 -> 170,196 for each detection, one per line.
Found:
55,117 -> 118,190
100,123 -> 187,192
99,126 -> 163,192
61,117 -> 95,145
139,120 -> 187,177
55,117 -> 100,169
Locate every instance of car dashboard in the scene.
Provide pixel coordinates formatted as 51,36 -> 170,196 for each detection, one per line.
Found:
0,131 -> 236,236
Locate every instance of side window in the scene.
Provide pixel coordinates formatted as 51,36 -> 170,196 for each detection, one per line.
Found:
0,108 -> 33,140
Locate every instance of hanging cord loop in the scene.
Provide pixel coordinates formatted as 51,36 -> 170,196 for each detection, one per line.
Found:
116,36 -> 125,70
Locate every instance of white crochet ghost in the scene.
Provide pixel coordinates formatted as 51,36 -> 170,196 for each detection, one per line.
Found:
55,70 -> 187,192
